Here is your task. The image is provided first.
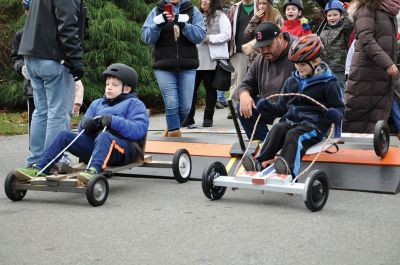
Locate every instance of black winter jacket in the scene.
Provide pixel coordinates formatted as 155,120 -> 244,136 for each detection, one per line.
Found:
267,63 -> 345,135
18,0 -> 84,70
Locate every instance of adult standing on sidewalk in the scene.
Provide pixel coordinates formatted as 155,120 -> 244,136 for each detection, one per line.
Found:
226,0 -> 255,119
182,0 -> 231,128
141,0 -> 206,137
343,0 -> 400,133
18,0 -> 85,166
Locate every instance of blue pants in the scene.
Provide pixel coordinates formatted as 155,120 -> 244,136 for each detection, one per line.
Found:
392,97 -> 400,131
36,130 -> 138,174
25,57 -> 75,166
237,97 -> 274,141
217,90 -> 226,103
154,69 -> 196,131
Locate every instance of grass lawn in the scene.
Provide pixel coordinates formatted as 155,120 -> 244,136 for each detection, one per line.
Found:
0,111 -> 81,136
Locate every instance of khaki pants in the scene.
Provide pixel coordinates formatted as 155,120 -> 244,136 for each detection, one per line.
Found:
229,52 -> 249,105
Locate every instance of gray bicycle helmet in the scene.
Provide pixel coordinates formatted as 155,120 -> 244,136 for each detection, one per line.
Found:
102,63 -> 138,89
283,0 -> 304,11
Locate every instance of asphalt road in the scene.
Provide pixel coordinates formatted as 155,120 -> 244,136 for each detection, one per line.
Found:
1,107 -> 399,265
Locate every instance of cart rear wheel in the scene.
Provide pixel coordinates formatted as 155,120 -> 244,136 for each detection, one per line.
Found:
202,162 -> 227,200
373,120 -> 390,158
4,170 -> 27,201
304,170 -> 329,212
86,175 -> 109,207
172,149 -> 192,183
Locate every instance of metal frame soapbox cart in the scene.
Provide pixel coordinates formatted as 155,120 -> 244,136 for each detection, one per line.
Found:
4,124 -> 193,207
201,94 -> 391,212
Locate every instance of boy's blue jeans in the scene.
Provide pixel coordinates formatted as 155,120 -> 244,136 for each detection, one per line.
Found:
36,130 -> 137,174
154,69 -> 196,131
25,57 -> 75,166
392,97 -> 400,131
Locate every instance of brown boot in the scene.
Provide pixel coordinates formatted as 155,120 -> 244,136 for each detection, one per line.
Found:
167,130 -> 181,137
162,129 -> 168,137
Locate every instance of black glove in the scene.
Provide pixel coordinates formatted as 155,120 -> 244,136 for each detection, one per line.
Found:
81,117 -> 97,134
70,67 -> 84,81
175,14 -> 186,30
154,13 -> 168,27
324,108 -> 341,123
101,114 -> 112,128
256,99 -> 273,113
64,60 -> 84,81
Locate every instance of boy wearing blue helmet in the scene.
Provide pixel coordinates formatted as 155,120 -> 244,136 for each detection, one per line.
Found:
319,0 -> 353,88
14,64 -> 149,184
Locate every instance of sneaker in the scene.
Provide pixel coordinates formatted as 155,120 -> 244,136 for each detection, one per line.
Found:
242,155 -> 261,172
181,118 -> 195,128
78,167 -> 98,184
215,102 -> 225,109
14,166 -> 47,181
274,156 -> 291,175
203,119 -> 213,127
221,101 -> 229,107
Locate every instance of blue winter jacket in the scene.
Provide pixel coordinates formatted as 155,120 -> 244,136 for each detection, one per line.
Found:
78,93 -> 149,142
141,0 -> 206,45
267,63 -> 345,135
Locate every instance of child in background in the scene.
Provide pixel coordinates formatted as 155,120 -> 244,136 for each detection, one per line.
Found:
72,80 -> 84,116
319,0 -> 353,88
14,63 -> 149,184
242,35 -> 344,176
244,0 -> 283,39
280,0 -> 311,37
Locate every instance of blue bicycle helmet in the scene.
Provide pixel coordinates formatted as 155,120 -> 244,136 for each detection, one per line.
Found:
324,0 -> 344,13
22,0 -> 30,10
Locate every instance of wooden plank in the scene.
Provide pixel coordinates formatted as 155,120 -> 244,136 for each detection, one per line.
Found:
59,179 -> 78,187
145,141 -> 232,157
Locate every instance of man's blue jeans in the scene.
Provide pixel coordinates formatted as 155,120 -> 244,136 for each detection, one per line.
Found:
237,97 -> 274,141
154,69 -> 196,130
392,97 -> 400,131
25,57 -> 75,166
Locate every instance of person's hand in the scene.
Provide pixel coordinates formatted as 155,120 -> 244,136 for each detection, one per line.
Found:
21,65 -> 30,80
255,10 -> 265,18
154,12 -> 172,27
101,114 -> 112,128
324,108 -> 341,123
203,35 -> 210,43
387,64 -> 399,77
81,117 -> 97,134
256,99 -> 273,114
72,103 -> 81,116
175,14 -> 189,30
239,91 -> 256,118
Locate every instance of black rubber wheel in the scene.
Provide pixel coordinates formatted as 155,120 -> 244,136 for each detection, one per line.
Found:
373,120 -> 390,158
172,149 -> 192,183
304,170 -> 329,212
4,170 -> 27,201
86,175 -> 109,207
201,161 -> 227,200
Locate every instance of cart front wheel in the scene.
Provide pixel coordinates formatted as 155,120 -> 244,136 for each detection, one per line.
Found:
202,162 -> 227,200
304,170 -> 329,212
172,149 -> 192,183
373,120 -> 390,158
86,175 -> 109,207
4,170 -> 27,201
